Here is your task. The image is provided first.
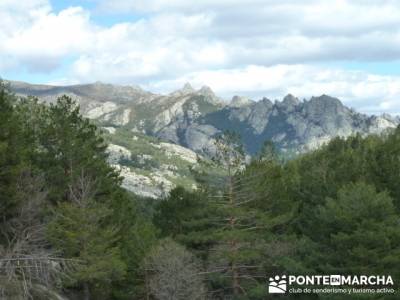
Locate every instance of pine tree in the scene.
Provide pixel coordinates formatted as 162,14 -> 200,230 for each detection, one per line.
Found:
37,95 -> 120,204
153,186 -> 217,256
205,131 -> 270,298
47,171 -> 126,300
313,182 -> 400,279
0,81 -> 24,219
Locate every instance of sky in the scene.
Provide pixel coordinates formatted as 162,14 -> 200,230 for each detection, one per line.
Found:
1,0 -> 400,114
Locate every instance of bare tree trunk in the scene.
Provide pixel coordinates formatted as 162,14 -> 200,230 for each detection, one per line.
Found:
83,282 -> 90,300
145,269 -> 150,300
232,263 -> 240,295
210,132 -> 255,297
230,238 -> 240,296
228,174 -> 240,296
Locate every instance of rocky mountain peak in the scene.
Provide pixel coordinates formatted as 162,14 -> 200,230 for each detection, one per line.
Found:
259,97 -> 273,107
282,94 -> 300,106
9,80 -> 399,158
310,94 -> 343,106
306,94 -> 346,115
169,84 -> 218,100
380,112 -> 399,123
230,95 -> 253,107
170,82 -> 195,96
197,85 -> 215,97
182,82 -> 195,92
195,85 -> 224,106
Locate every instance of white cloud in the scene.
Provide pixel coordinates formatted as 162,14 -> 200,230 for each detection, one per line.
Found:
96,0 -> 400,63
0,2 -> 94,72
98,0 -> 400,38
5,7 -> 94,71
146,64 -> 400,115
1,0 -> 400,114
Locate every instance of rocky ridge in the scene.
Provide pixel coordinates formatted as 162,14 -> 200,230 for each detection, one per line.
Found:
9,80 -> 400,197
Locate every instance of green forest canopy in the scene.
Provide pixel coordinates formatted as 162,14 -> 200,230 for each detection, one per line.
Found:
0,83 -> 399,299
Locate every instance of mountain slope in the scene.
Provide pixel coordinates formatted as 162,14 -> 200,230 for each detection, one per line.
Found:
8,80 -> 399,197
10,80 -> 399,154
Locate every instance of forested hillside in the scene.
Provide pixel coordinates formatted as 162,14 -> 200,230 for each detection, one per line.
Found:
11,80 -> 400,200
1,83 -> 399,299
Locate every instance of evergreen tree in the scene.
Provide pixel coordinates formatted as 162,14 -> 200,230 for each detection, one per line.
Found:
47,189 -> 126,300
37,95 -> 120,204
154,187 -> 218,258
0,82 -> 24,219
206,131 -> 270,298
111,193 -> 158,300
256,140 -> 279,163
313,182 -> 400,278
3,80 -> 400,299
370,126 -> 400,210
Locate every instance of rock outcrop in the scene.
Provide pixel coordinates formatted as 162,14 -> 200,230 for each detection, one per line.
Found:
10,80 -> 400,197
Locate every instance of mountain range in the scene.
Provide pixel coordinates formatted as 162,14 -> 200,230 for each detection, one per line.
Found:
8,80 -> 399,197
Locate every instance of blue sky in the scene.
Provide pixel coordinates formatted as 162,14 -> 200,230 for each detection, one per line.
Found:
52,0 -> 145,26
1,0 -> 400,114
